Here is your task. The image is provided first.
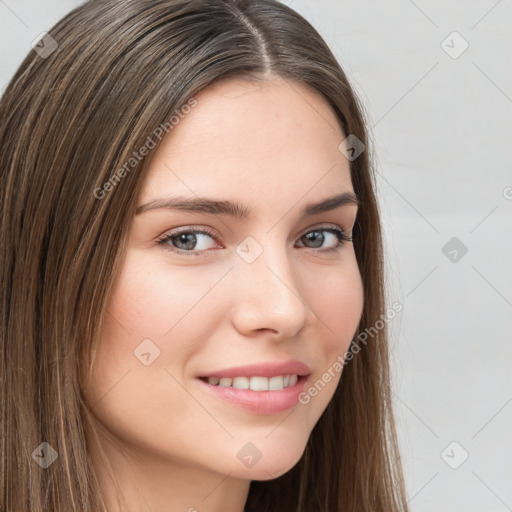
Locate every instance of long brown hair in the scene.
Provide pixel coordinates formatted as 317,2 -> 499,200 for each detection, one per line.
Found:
0,1 -> 409,510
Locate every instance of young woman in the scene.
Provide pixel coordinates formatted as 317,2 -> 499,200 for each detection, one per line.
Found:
0,1 -> 409,510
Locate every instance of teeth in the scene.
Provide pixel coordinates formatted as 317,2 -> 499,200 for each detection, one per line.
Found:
206,375 -> 299,390
232,376 -> 249,389
250,376 -> 269,391
268,376 -> 284,391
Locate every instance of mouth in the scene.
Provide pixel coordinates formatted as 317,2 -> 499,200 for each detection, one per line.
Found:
196,374 -> 310,415
198,374 -> 303,391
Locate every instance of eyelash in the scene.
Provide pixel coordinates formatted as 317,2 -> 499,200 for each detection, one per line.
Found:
156,225 -> 353,257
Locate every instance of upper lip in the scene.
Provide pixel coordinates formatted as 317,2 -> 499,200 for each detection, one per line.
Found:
198,360 -> 312,379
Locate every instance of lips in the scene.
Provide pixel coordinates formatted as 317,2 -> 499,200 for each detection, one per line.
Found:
197,360 -> 311,379
196,372 -> 310,415
195,360 -> 312,415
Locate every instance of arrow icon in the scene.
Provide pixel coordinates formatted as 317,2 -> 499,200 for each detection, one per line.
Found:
441,441 -> 469,469
31,32 -> 59,59
236,237 -> 263,263
440,31 -> 469,59
442,237 -> 468,263
237,441 -> 263,467
339,134 -> 365,160
31,442 -> 58,468
134,339 -> 161,366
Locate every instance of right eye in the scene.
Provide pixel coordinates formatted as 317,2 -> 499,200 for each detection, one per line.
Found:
156,226 -> 221,255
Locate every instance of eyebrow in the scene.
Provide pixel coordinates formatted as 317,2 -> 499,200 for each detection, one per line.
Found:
135,191 -> 360,218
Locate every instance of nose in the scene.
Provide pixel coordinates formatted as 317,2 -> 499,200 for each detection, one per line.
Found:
229,241 -> 308,340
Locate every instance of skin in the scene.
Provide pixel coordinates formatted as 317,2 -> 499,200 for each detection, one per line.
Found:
82,76 -> 364,512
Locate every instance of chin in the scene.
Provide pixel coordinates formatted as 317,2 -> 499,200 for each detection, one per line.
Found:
243,452 -> 303,481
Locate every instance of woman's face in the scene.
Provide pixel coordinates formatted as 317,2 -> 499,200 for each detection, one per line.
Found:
84,77 -> 363,485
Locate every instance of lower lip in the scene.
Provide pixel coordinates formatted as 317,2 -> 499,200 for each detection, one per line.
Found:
196,376 -> 309,415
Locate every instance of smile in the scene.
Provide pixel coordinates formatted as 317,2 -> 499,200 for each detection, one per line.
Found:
196,374 -> 309,415
203,374 -> 299,390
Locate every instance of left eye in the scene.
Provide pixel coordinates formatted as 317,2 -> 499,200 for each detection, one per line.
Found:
156,226 -> 352,255
296,227 -> 352,251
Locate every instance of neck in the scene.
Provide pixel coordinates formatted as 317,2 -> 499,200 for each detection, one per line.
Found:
87,427 -> 250,512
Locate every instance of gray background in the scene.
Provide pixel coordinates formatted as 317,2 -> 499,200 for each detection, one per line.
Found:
1,1 -> 511,510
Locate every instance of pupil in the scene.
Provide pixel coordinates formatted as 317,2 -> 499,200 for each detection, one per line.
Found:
175,232 -> 196,250
305,231 -> 323,248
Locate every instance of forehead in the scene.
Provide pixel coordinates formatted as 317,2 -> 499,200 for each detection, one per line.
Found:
139,77 -> 353,207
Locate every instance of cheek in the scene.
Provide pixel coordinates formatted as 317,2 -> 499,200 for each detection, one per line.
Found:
297,259 -> 364,410
83,250 -> 230,398
104,250 -> 230,341
81,254 -> 231,456
310,258 -> 364,348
